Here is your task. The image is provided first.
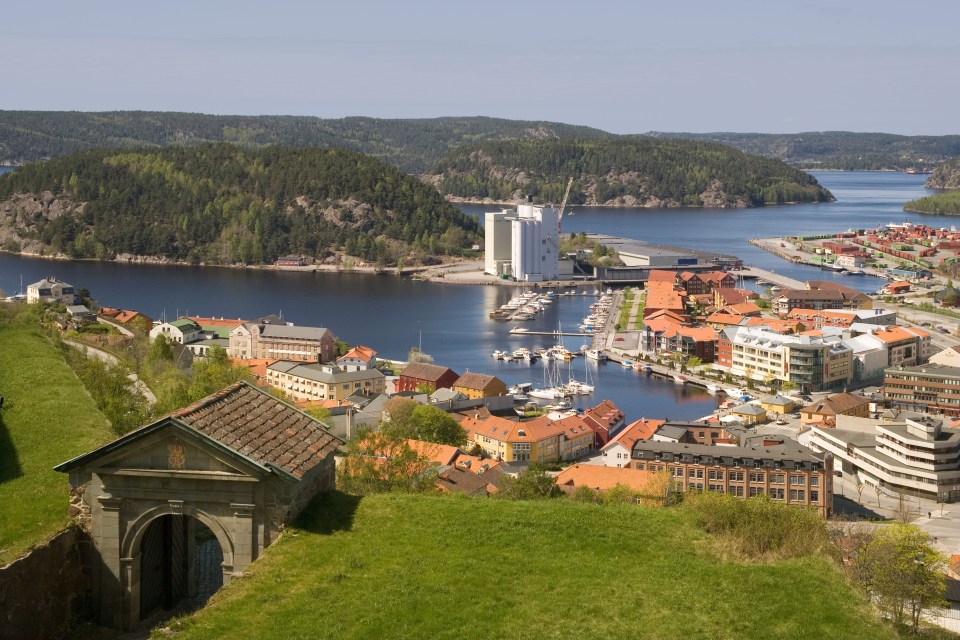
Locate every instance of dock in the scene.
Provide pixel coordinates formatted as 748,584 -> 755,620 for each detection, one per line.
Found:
509,328 -> 592,336
729,266 -> 805,290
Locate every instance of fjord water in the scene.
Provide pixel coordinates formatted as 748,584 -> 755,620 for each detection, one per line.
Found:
0,172 -> 939,421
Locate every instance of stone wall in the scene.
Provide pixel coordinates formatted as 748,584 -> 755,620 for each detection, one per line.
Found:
0,527 -> 92,640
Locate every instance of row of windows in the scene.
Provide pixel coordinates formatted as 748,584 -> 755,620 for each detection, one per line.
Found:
644,464 -> 822,486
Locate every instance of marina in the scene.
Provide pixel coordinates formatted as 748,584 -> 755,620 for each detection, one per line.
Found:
0,171 -> 935,423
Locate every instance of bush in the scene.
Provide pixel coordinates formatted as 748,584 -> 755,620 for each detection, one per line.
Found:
683,492 -> 829,561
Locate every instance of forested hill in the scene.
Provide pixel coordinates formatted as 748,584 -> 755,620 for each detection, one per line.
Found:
0,144 -> 481,266
0,111 -> 610,174
424,137 -> 833,208
652,131 -> 960,171
925,159 -> 960,190
904,159 -> 960,215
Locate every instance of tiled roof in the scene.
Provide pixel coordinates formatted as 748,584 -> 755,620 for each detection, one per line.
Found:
400,362 -> 458,382
172,382 -> 341,479
871,325 -> 929,344
801,392 -> 871,417
605,419 -> 665,450
404,439 -> 461,466
555,464 -> 656,491
454,372 -> 502,391
647,270 -> 678,283
338,345 -> 377,363
436,467 -> 492,496
188,316 -> 248,328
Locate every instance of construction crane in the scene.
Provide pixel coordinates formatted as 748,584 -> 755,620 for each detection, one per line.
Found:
556,176 -> 574,238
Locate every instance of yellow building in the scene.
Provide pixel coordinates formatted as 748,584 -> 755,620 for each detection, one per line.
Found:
461,413 -> 596,463
452,372 -> 508,400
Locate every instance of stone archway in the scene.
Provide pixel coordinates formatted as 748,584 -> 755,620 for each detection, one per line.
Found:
120,504 -> 236,629
56,383 -> 342,630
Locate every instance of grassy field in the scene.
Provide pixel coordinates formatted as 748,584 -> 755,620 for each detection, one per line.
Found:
0,324 -> 113,564
160,492 -> 900,640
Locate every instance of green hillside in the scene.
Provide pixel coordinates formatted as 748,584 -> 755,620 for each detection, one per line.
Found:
426,137 -> 833,207
904,160 -> 960,214
160,492 -> 897,640
0,111 -> 611,174
0,320 -> 113,563
653,131 -> 960,171
0,144 -> 481,266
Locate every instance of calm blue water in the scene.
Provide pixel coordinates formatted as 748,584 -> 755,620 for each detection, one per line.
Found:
0,171 -> 941,422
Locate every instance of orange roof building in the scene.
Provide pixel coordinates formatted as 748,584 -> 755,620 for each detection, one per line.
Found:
555,464 -> 658,493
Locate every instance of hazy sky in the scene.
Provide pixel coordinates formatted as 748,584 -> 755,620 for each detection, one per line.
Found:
3,0 -> 958,135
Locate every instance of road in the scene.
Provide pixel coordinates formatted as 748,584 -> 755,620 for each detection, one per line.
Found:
65,340 -> 157,405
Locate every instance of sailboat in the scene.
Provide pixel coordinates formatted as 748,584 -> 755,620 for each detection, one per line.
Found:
5,275 -> 26,302
528,354 -> 571,400
564,355 -> 595,395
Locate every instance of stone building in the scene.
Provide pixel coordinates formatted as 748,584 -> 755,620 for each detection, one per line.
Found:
229,318 -> 335,362
54,382 -> 341,630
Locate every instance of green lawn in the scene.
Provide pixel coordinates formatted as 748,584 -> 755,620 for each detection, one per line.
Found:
161,492 -> 899,640
0,324 -> 113,563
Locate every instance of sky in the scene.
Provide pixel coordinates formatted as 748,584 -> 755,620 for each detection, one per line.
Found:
2,0 -> 958,135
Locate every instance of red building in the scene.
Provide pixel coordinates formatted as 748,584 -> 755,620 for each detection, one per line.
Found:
396,363 -> 460,393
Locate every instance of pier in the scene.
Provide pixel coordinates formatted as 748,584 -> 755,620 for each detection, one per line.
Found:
729,266 -> 805,290
509,328 -> 592,336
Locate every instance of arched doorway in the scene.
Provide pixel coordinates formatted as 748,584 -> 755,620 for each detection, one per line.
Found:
138,514 -> 225,621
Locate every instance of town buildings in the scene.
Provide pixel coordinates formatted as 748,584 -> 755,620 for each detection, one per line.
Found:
229,317 -> 335,362
717,326 -> 853,392
804,411 -> 960,502
799,392 -> 872,426
785,308 -> 897,330
628,440 -> 833,516
266,361 -> 386,402
396,363 -> 460,393
773,281 -> 871,316
884,364 -> 960,416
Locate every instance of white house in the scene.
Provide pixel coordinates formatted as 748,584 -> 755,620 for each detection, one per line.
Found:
149,318 -> 202,345
26,277 -> 76,305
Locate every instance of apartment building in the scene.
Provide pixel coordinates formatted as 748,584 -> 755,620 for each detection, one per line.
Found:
629,440 -> 833,516
773,282 -> 871,316
805,412 -> 960,502
884,363 -> 960,416
229,318 -> 335,362
785,307 -> 896,330
721,326 -> 852,392
266,361 -> 385,402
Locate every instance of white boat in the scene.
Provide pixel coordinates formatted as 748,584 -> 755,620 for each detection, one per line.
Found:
705,383 -> 723,394
564,380 -> 594,395
583,348 -> 607,362
724,387 -> 751,400
673,374 -> 687,385
509,326 -> 530,334
528,387 -> 569,400
492,350 -> 508,360
844,269 -> 865,276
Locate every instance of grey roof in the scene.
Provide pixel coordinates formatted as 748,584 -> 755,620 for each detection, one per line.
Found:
886,363 -> 960,379
29,277 -> 72,289
256,323 -> 330,340
631,439 -> 826,470
431,388 -> 466,402
763,395 -> 797,407
66,305 -> 91,315
267,361 -> 384,384
654,424 -> 689,441
732,403 -> 766,415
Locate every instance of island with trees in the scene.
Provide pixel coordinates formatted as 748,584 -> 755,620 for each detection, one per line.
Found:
904,159 -> 960,215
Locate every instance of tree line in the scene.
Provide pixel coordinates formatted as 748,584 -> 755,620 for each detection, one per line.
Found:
0,144 -> 482,265
426,137 -> 834,207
